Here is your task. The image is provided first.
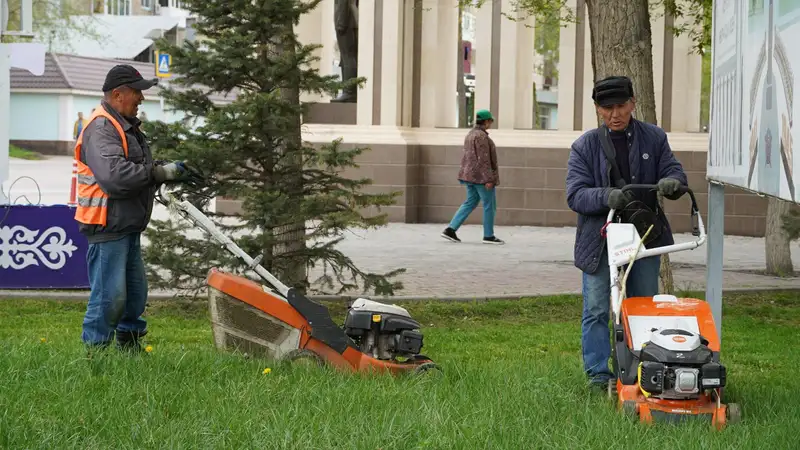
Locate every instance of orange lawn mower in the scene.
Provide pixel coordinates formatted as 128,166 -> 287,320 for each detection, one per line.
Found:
602,184 -> 740,429
155,174 -> 439,376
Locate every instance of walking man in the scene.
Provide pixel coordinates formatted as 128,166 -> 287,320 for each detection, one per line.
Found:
74,64 -> 189,353
441,109 -> 504,245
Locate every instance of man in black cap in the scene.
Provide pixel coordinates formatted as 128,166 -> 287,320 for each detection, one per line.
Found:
74,64 -> 189,354
565,75 -> 688,392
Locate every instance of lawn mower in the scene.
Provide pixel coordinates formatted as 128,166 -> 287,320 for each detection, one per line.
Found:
603,184 -> 740,430
154,172 -> 438,375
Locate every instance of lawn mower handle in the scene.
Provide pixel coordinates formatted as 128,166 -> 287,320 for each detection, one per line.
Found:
155,182 -> 293,301
621,183 -> 699,212
606,183 -> 706,324
605,183 -> 706,265
606,183 -> 701,230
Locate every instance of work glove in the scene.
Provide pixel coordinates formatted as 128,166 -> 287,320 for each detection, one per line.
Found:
154,161 -> 188,183
657,177 -> 684,199
607,188 -> 634,210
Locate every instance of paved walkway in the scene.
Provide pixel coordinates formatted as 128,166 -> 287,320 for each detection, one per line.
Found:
301,223 -> 800,298
3,156 -> 800,299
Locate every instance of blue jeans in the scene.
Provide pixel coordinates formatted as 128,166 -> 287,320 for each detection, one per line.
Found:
581,245 -> 660,384
81,233 -> 148,346
448,181 -> 497,238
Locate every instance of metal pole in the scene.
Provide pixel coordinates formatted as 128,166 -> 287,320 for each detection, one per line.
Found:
705,181 -> 725,344
0,44 -> 9,205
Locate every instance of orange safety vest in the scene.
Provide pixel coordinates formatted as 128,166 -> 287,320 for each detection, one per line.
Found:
73,105 -> 129,226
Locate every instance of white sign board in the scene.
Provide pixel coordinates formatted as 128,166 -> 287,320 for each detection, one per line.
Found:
708,0 -> 800,204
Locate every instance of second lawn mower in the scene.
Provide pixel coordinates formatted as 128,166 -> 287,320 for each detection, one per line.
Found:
603,184 -> 740,430
155,179 -> 438,375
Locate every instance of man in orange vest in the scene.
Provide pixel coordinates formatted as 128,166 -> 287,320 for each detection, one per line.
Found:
75,64 -> 189,354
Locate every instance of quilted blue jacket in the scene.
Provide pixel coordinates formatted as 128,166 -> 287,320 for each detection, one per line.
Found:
565,118 -> 688,274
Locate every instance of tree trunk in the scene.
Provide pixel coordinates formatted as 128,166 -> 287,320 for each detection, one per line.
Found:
586,0 -> 673,291
765,197 -> 794,276
274,19 -> 308,291
585,0 -> 657,124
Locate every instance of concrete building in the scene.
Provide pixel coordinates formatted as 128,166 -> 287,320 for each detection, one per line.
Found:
297,0 -> 703,133
46,0 -> 197,63
225,0 -> 768,237
7,0 -> 773,236
9,53 -> 234,155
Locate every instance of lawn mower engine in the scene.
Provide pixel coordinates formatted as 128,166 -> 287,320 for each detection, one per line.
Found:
343,298 -> 425,361
638,328 -> 727,400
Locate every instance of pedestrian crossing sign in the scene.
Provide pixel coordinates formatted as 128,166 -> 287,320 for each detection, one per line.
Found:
155,51 -> 171,78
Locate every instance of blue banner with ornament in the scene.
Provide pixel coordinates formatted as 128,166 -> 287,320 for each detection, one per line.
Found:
0,205 -> 89,289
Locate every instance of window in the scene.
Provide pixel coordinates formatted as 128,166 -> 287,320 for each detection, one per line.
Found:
160,0 -> 184,7
102,0 -> 131,15
141,0 -> 152,10
537,106 -> 552,130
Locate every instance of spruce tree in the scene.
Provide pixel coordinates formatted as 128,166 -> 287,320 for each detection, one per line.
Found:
141,0 -> 404,297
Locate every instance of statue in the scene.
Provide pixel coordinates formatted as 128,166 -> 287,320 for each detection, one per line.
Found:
332,0 -> 358,103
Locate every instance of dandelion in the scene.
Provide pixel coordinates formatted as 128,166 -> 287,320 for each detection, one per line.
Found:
262,368 -> 272,375
39,337 -> 46,343
145,345 -> 153,353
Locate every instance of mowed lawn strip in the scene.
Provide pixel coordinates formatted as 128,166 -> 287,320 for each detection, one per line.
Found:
0,291 -> 798,449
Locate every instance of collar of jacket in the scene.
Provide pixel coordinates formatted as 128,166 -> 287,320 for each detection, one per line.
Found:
605,118 -> 636,140
474,124 -> 489,134
600,117 -> 643,187
100,100 -> 141,131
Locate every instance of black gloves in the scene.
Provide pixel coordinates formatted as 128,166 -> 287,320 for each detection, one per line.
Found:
657,178 -> 684,199
608,188 -> 634,210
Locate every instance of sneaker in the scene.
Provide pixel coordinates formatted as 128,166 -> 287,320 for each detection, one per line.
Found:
482,236 -> 505,245
441,227 -> 461,242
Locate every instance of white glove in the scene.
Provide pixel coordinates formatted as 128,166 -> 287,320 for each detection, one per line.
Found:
154,161 -> 186,183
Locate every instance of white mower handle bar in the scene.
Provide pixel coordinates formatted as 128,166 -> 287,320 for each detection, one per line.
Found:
606,184 -> 706,324
157,184 -> 292,301
605,184 -> 706,266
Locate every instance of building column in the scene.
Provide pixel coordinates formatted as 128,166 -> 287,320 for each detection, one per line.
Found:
296,3 -> 323,103
472,0 -> 495,119
319,0 -> 338,85
355,0 -> 416,127
664,14 -> 702,132
58,95 -> 74,142
356,0 -> 379,125
556,0 -> 589,131
418,0 -> 459,128
496,0 -> 535,129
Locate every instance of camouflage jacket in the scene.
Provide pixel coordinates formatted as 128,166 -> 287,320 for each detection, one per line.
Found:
457,126 -> 499,185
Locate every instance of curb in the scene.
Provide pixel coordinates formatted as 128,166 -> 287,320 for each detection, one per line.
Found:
1,287 -> 799,303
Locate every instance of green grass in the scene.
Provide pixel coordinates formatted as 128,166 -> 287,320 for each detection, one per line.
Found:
1,291 -> 798,449
8,144 -> 45,160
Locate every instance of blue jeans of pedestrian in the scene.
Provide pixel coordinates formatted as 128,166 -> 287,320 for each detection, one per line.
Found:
581,245 -> 660,384
81,233 -> 148,346
448,181 -> 497,238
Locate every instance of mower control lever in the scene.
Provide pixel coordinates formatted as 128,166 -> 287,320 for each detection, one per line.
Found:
620,183 -> 698,210
619,184 -> 701,236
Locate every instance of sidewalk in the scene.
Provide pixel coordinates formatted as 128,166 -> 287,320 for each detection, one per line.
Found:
3,156 -> 799,300
302,223 -> 800,298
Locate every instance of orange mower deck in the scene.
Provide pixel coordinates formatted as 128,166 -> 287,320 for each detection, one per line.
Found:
206,268 -> 436,375
612,295 -> 739,430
